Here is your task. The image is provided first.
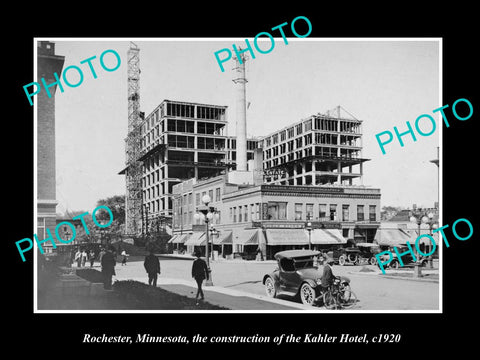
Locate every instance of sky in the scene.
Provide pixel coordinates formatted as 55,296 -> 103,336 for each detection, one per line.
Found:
49,38 -> 440,214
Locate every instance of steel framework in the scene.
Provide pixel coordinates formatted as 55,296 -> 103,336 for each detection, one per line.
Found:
125,42 -> 143,235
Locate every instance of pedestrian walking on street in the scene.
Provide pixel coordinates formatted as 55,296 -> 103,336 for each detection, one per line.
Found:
144,250 -> 161,287
75,249 -> 81,268
101,245 -> 116,290
121,250 -> 128,266
81,249 -> 87,267
89,250 -> 95,267
99,247 -> 106,263
191,250 -> 209,305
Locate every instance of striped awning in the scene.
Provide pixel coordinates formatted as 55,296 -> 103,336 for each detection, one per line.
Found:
172,233 -> 189,244
213,231 -> 233,245
266,229 -> 310,246
310,229 -> 347,245
167,235 -> 178,244
232,229 -> 260,245
184,232 -> 206,246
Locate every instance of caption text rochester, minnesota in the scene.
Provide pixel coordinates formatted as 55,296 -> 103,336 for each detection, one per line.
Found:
83,333 -> 272,344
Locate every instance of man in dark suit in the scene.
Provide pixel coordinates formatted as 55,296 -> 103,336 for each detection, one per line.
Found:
191,250 -> 209,305
144,250 -> 161,287
321,256 -> 337,289
101,245 -> 116,290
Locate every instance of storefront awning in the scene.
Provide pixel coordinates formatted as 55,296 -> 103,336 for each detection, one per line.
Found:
172,233 -> 189,244
266,229 -> 310,246
232,229 -> 260,245
404,229 -> 439,245
310,229 -> 347,245
213,231 -> 233,245
375,228 -> 439,246
374,229 -> 412,246
167,235 -> 178,244
184,232 -> 206,246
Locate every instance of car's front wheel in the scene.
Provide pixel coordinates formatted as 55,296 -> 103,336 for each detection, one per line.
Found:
300,283 -> 316,306
265,277 -> 277,298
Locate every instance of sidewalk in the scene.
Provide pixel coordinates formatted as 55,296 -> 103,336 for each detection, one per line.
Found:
113,274 -> 315,311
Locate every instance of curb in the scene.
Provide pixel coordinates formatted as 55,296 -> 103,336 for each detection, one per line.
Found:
114,275 -> 313,310
349,270 -> 439,283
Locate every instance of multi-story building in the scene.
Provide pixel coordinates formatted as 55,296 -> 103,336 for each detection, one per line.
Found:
171,172 -> 381,260
260,107 -> 366,186
121,99 -> 259,232
37,41 -> 64,253
169,107 -> 381,260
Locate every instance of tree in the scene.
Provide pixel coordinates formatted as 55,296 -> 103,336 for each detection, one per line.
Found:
94,195 -> 126,243
95,195 -> 125,225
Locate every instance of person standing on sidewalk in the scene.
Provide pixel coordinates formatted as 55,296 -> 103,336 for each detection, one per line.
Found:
75,248 -> 81,268
144,250 -> 161,287
81,249 -> 87,267
89,250 -> 95,267
121,250 -> 128,266
101,245 -> 116,290
191,250 -> 209,305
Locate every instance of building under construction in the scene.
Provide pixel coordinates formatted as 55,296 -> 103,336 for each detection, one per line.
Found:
120,98 -> 258,233
260,106 -> 367,186
121,43 -> 378,241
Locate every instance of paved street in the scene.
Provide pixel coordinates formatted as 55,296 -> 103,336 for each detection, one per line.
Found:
112,257 -> 439,311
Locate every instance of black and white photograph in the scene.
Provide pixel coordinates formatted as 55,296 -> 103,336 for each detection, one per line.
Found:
7,6 -> 479,354
34,38 -> 442,313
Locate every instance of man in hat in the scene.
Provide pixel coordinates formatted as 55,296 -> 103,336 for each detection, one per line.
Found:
191,250 -> 209,305
321,256 -> 337,289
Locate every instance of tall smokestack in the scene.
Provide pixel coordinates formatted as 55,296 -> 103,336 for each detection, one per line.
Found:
232,53 -> 248,171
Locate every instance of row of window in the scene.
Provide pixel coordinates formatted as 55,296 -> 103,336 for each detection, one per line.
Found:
143,197 -> 169,215
263,118 -> 362,148
165,102 -> 226,121
228,202 -> 377,223
194,187 -> 222,206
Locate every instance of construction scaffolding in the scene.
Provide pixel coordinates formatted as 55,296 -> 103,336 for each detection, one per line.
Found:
261,106 -> 368,186
124,42 -> 143,235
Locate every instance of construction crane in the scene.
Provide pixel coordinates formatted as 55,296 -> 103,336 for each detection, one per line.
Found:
124,42 -> 143,236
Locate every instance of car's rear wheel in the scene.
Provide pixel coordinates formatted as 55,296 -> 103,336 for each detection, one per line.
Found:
265,277 -> 277,298
338,255 -> 346,266
369,256 -> 377,266
300,283 -> 316,306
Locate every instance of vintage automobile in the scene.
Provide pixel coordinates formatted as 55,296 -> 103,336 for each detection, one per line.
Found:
262,249 -> 351,306
376,245 -> 429,269
326,243 -> 381,266
326,246 -> 362,266
356,242 -> 382,265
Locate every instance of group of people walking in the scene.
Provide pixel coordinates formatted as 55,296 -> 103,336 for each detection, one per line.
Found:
143,249 -> 209,305
72,249 -> 96,268
72,245 -> 210,302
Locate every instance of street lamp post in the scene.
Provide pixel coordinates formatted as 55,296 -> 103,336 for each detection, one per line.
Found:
410,210 -> 437,271
193,194 -> 215,286
305,221 -> 312,250
210,224 -> 218,261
